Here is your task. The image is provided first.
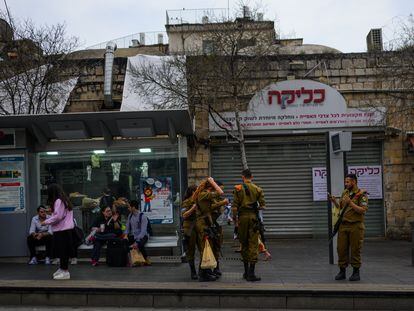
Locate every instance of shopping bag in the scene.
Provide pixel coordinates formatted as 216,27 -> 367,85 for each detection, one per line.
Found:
200,239 -> 217,269
130,248 -> 146,266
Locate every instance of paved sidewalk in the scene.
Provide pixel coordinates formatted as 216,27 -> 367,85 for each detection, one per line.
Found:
0,239 -> 412,286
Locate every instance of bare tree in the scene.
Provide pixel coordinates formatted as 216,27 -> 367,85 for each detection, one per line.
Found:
0,9 -> 79,115
377,14 -> 414,131
128,4 -> 277,169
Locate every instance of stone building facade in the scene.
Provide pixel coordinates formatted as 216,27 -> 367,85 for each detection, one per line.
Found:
187,52 -> 414,239
60,23 -> 413,240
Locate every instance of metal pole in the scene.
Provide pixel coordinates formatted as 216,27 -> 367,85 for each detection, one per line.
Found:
326,132 -> 334,264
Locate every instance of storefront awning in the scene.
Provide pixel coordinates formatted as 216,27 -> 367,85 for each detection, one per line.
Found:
0,109 -> 193,146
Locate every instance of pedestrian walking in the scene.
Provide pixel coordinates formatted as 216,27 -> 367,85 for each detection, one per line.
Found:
42,183 -> 75,280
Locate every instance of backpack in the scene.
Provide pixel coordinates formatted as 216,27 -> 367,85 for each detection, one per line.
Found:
139,212 -> 153,236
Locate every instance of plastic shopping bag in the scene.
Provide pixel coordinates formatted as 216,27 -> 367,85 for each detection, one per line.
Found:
130,248 -> 146,266
200,239 -> 217,269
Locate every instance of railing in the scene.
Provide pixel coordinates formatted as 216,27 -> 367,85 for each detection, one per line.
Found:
166,8 -> 230,25
86,31 -> 168,50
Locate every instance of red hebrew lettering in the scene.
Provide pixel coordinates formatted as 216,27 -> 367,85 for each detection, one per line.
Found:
268,90 -> 281,105
313,89 -> 325,103
301,87 -> 313,104
281,90 -> 295,104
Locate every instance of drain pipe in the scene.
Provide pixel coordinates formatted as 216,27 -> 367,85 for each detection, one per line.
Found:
103,41 -> 117,108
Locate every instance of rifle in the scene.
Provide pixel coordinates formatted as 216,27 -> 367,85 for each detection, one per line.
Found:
329,190 -> 365,243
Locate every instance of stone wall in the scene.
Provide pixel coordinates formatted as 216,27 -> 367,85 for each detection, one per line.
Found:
191,52 -> 414,239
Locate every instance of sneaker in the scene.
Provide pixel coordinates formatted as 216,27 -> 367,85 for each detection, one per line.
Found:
91,259 -> 99,267
53,268 -> 63,277
45,257 -> 51,265
28,257 -> 38,265
53,271 -> 70,280
144,258 -> 152,266
70,258 -> 78,265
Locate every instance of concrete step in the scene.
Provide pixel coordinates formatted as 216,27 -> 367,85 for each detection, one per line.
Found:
0,280 -> 413,310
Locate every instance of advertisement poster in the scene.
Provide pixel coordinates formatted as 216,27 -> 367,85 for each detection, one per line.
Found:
348,166 -> 383,199
312,167 -> 327,201
312,165 -> 383,201
0,156 -> 25,213
140,177 -> 173,224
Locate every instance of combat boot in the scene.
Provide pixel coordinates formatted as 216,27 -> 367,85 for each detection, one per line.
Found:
189,260 -> 198,280
213,262 -> 222,277
243,262 -> 249,279
198,269 -> 217,282
335,268 -> 346,280
349,267 -> 360,281
246,263 -> 261,282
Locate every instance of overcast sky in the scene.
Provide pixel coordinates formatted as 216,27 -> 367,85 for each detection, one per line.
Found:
3,0 -> 413,52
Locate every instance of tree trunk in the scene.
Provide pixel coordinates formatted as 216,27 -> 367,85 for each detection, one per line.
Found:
234,109 -> 248,170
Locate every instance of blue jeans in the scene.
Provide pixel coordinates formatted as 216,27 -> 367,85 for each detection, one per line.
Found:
144,201 -> 151,212
91,233 -> 117,261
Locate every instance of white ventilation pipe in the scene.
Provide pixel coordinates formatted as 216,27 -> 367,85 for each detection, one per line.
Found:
104,41 -> 117,107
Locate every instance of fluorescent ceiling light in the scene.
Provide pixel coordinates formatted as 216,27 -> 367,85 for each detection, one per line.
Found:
139,148 -> 152,153
46,151 -> 59,155
93,150 -> 106,154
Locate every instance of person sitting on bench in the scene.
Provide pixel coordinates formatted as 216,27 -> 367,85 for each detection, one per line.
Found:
124,200 -> 151,266
27,205 -> 53,265
90,206 -> 123,266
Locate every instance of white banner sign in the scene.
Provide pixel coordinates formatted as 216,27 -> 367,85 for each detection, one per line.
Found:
312,165 -> 383,201
348,166 -> 383,199
312,167 -> 328,201
209,80 -> 385,132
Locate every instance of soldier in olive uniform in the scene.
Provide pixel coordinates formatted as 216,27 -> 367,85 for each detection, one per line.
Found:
233,169 -> 265,282
194,177 -> 224,282
210,181 -> 228,277
181,185 -> 200,280
329,173 -> 368,281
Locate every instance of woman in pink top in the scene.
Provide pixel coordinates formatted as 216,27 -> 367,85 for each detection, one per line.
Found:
42,184 -> 75,280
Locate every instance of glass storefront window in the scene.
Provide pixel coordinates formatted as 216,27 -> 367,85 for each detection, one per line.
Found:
39,146 -> 180,232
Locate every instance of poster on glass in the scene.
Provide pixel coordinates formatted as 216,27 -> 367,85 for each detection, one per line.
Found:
140,177 -> 173,224
0,155 -> 25,213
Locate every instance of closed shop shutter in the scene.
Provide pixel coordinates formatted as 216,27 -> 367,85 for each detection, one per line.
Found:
211,138 -> 384,238
347,140 -> 384,237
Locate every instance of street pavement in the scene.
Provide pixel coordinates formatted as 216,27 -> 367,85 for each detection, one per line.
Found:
0,239 -> 412,286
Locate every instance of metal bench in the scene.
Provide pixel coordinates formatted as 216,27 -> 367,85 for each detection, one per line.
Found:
35,235 -> 178,251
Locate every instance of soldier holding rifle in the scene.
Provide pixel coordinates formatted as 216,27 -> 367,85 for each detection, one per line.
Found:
328,173 -> 368,282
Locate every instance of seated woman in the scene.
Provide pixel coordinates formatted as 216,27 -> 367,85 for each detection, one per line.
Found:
90,206 -> 123,266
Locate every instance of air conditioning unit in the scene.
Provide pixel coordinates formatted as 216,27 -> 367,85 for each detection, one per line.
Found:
366,28 -> 383,52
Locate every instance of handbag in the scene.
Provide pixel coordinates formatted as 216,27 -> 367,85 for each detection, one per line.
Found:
130,248 -> 146,266
200,239 -> 217,269
72,225 -> 84,247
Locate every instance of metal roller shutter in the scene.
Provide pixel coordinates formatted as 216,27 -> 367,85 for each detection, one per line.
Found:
211,138 -> 384,238
347,140 -> 384,237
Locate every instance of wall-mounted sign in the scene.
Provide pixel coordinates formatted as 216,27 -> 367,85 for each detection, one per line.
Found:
0,156 -> 25,213
209,80 -> 385,132
312,167 -> 328,201
312,165 -> 383,201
